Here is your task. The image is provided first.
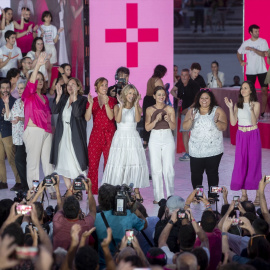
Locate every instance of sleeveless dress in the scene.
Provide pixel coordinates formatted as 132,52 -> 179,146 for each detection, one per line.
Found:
230,103 -> 262,190
102,106 -> 149,188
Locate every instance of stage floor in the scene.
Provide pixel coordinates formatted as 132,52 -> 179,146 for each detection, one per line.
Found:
2,138 -> 270,220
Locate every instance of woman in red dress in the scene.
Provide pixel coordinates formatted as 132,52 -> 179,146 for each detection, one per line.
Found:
85,77 -> 117,194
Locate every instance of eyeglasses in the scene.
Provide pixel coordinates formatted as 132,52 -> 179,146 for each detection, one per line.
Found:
250,234 -> 266,246
200,88 -> 211,92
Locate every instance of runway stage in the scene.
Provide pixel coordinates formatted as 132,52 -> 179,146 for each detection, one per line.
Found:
2,138 -> 270,220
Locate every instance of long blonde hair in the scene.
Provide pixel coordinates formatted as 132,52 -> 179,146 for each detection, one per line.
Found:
120,84 -> 139,107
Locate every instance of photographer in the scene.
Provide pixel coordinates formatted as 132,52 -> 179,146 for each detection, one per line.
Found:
52,175 -> 96,251
95,183 -> 147,269
108,67 -> 130,98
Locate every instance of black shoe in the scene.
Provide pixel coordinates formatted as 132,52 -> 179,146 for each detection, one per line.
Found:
149,174 -> 152,180
10,183 -> 22,191
0,182 -> 8,190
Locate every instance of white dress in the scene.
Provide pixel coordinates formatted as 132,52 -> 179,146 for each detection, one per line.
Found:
55,98 -> 86,178
102,106 -> 149,188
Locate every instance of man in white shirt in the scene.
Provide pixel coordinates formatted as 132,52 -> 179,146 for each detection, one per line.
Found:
0,31 -> 23,78
207,61 -> 225,88
237,24 -> 269,117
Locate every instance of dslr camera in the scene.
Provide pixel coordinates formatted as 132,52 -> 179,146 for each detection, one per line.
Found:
42,173 -> 58,187
73,175 -> 88,190
177,209 -> 188,220
113,184 -> 135,216
14,190 -> 28,202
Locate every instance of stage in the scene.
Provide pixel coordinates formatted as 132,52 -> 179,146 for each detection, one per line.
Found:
2,138 -> 270,220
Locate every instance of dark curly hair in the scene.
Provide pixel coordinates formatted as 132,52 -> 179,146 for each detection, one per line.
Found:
193,89 -> 219,115
98,184 -> 117,211
152,65 -> 167,79
237,81 -> 258,109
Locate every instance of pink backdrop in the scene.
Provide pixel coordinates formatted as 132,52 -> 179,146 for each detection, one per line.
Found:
89,0 -> 174,99
244,0 -> 270,88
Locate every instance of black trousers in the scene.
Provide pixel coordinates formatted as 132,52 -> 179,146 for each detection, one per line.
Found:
190,153 -> 223,197
15,144 -> 28,190
194,9 -> 204,30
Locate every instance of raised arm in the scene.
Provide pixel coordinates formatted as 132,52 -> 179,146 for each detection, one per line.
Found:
114,95 -> 123,123
13,8 -> 26,30
83,179 -> 96,220
85,93 -> 93,121
134,94 -> 142,123
258,177 -> 270,226
29,52 -> 48,84
224,98 -> 238,126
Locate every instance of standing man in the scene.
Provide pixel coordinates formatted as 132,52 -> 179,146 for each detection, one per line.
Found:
16,7 -> 38,57
0,31 -> 23,79
171,69 -> 200,161
190,62 -> 206,88
0,79 -> 21,190
237,24 -> 269,117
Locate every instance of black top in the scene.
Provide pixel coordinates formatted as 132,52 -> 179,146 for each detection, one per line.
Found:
0,95 -> 16,138
194,74 -> 206,88
50,94 -> 88,171
176,79 -> 200,110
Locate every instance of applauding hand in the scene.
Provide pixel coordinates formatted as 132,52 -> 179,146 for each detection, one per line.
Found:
224,97 -> 233,109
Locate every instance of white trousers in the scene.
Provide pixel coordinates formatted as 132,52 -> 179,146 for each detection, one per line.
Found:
23,127 -> 55,192
149,129 -> 175,202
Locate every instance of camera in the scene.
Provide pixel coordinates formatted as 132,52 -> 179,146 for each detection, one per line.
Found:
210,186 -> 223,193
14,190 -> 28,202
42,173 -> 58,187
177,209 -> 188,220
73,175 -> 88,190
113,184 -> 135,216
195,185 -> 204,198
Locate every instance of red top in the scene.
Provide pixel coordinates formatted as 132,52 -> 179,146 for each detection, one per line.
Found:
87,96 -> 117,132
15,21 -> 35,53
22,81 -> 52,133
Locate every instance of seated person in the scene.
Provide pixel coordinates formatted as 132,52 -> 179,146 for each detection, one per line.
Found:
207,61 -> 225,88
230,75 -> 241,87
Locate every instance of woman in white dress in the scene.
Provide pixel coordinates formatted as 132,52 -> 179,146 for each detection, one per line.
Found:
102,84 -> 149,202
50,78 -> 88,198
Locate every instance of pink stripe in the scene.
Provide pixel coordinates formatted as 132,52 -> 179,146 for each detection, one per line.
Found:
138,29 -> 159,42
127,42 -> 138,67
126,3 -> 138,28
105,29 -> 126,42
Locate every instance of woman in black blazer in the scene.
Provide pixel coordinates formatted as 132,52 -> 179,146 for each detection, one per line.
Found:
50,77 -> 88,197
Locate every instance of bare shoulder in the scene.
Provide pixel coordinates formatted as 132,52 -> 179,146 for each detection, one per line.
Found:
165,105 -> 174,113
146,106 -> 155,114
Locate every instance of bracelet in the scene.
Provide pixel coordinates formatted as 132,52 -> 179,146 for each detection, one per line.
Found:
191,218 -> 196,222
61,73 -> 65,75
222,232 -> 228,236
205,203 -> 211,208
185,203 -> 190,207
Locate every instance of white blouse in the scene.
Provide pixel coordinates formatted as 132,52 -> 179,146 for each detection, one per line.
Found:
4,98 -> 24,145
238,103 -> 253,126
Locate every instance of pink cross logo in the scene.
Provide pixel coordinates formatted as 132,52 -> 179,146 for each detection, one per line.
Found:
105,3 -> 159,68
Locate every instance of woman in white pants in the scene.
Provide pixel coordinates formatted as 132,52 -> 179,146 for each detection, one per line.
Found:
145,86 -> 176,204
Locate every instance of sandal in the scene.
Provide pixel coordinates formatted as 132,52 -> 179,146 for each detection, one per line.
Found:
50,192 -> 57,200
153,200 -> 159,204
74,191 -> 83,201
253,197 -> 260,206
135,191 -> 144,203
240,194 -> 248,202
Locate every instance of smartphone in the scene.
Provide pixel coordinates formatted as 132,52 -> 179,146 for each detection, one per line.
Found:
177,210 -> 187,220
198,221 -> 201,226
33,180 -> 39,192
16,247 -> 38,260
264,175 -> 270,183
16,205 -> 32,215
231,218 -> 243,226
196,185 -> 204,198
125,229 -> 134,246
210,186 -> 223,193
233,196 -> 240,209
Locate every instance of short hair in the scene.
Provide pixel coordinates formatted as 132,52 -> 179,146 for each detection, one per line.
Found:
117,66 -> 130,76
192,247 -> 208,270
21,57 -> 32,65
135,202 -> 148,218
63,196 -> 80,219
176,252 -> 198,270
0,199 -> 13,228
181,68 -> 190,73
124,255 -> 144,268
67,77 -> 84,96
152,65 -> 167,78
190,63 -> 202,71
252,219 -> 269,235
5,30 -> 16,41
241,201 -> 256,214
6,68 -> 20,81
178,225 -> 196,251
120,84 -> 139,107
243,212 -> 257,226
2,222 -> 24,246
42,11 -> 53,22
31,37 -> 45,52
0,79 -> 11,88
75,246 -> 99,270
249,24 -> 260,34
248,236 -> 270,262
22,7 -> 30,12
94,77 -> 108,93
211,61 -> 219,67
33,202 -> 44,221
221,204 -> 236,218
98,184 -> 117,211
174,65 -> 178,68
201,211 -> 217,233
17,78 -> 27,88
146,247 -> 167,266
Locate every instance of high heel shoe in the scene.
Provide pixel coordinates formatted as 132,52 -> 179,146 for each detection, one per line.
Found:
135,191 -> 144,203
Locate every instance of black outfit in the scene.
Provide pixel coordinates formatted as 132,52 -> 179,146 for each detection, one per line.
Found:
194,74 -> 206,88
15,144 -> 28,190
50,94 -> 88,171
176,79 -> 200,110
190,153 -> 223,198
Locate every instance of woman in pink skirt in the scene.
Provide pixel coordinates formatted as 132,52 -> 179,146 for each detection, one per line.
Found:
225,81 -> 262,205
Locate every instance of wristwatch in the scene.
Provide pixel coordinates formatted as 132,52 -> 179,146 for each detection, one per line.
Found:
168,219 -> 174,225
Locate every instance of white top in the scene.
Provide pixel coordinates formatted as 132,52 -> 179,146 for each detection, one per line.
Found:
238,38 -> 269,75
207,71 -> 225,88
116,105 -> 137,130
237,103 -> 253,126
38,24 -> 57,45
189,106 -> 224,158
0,45 -> 22,77
0,22 -> 15,47
4,98 -> 24,145
26,51 -> 48,81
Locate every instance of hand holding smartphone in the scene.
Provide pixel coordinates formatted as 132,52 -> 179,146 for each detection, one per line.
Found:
16,205 -> 32,215
196,185 -> 204,198
233,196 -> 240,209
125,229 -> 134,247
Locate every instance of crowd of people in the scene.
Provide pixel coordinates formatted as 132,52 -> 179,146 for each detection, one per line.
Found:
0,3 -> 270,270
